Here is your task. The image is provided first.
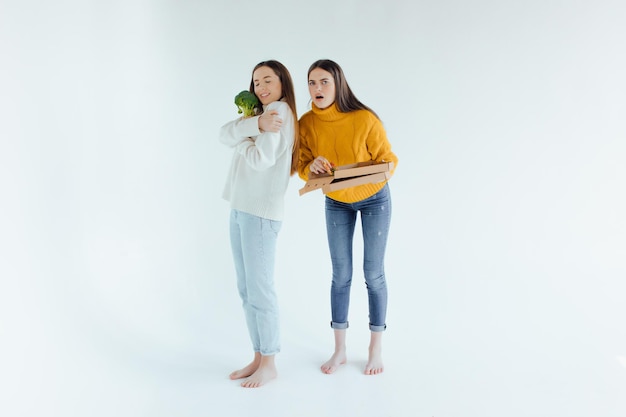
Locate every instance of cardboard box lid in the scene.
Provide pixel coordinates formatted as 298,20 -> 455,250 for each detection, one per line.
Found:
322,171 -> 390,193
333,161 -> 394,179
299,161 -> 393,196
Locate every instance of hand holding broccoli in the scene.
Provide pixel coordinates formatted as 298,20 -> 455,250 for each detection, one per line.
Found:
234,90 -> 259,117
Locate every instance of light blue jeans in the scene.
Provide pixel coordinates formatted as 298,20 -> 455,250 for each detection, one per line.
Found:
229,209 -> 281,356
325,184 -> 391,332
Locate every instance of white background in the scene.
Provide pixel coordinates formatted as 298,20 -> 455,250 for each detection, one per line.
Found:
1,1 -> 625,416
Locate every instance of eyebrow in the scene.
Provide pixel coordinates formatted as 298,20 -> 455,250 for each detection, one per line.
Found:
310,77 -> 330,82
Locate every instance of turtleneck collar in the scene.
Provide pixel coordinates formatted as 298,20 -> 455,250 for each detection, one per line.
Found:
311,102 -> 347,122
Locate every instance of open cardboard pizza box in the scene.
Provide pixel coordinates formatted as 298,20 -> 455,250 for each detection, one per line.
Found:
299,161 -> 394,196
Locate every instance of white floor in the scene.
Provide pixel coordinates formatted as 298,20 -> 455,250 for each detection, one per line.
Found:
3,262 -> 625,417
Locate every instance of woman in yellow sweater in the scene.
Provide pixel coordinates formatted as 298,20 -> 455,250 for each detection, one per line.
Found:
298,59 -> 398,375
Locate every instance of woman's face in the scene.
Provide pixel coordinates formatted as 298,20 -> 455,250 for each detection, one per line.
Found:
253,66 -> 282,105
308,68 -> 336,109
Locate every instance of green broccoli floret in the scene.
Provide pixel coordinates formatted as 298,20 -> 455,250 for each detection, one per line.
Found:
234,90 -> 259,117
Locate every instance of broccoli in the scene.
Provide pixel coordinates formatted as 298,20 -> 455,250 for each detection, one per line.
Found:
234,90 -> 259,117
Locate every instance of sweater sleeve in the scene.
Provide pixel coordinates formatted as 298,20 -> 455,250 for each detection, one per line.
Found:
219,115 -> 261,147
234,101 -> 292,171
366,116 -> 398,175
297,134 -> 314,181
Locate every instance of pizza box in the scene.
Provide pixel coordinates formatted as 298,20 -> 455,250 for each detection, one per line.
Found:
299,161 -> 393,196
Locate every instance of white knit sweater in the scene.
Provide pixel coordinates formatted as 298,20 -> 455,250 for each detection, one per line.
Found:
219,100 -> 295,221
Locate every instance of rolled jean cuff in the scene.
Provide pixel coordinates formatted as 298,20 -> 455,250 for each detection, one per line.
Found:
259,348 -> 280,356
330,321 -> 349,330
369,323 -> 387,332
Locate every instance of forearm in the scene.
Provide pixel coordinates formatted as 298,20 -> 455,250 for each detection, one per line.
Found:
219,116 -> 261,147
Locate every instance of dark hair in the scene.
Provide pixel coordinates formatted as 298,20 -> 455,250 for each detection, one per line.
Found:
307,59 -> 379,119
249,60 -> 300,176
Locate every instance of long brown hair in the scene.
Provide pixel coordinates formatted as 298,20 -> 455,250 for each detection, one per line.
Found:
249,60 -> 300,176
307,59 -> 380,120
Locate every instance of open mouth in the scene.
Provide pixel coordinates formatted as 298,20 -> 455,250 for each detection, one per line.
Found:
315,95 -> 324,99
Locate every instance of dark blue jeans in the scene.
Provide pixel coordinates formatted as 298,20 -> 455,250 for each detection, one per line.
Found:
325,184 -> 391,332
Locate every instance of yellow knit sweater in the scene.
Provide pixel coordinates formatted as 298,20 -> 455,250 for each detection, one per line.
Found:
298,103 -> 398,203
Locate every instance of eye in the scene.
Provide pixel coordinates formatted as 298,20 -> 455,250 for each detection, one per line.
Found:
308,81 -> 315,86
321,80 -> 327,85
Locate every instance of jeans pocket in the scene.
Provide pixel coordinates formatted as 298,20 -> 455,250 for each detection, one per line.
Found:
269,219 -> 282,234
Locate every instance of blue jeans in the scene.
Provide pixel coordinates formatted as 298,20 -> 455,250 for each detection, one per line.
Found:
229,209 -> 281,355
325,184 -> 391,332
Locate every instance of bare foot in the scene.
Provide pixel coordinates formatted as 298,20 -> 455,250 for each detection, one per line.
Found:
364,346 -> 383,375
229,352 -> 261,380
365,331 -> 384,375
241,364 -> 277,388
229,360 -> 259,380
321,350 -> 347,374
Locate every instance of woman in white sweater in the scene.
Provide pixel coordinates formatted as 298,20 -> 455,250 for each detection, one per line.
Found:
219,60 -> 298,388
